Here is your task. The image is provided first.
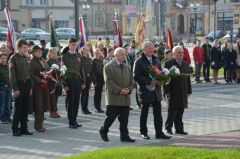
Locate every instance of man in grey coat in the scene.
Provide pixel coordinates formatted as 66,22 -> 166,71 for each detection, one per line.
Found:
99,47 -> 135,142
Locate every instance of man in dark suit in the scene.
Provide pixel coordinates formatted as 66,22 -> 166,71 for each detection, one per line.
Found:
164,45 -> 192,135
134,41 -> 171,140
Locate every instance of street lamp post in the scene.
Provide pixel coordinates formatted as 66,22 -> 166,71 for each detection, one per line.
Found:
190,1 -> 200,39
213,0 -> 218,39
83,2 -> 90,41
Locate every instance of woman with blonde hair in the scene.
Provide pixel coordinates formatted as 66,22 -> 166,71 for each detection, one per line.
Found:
46,48 -> 61,118
92,48 -> 104,113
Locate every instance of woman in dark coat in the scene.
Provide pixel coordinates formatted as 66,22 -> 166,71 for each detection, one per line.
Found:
92,48 -> 104,113
225,43 -> 237,83
210,39 -> 223,84
46,48 -> 61,118
30,45 -> 50,132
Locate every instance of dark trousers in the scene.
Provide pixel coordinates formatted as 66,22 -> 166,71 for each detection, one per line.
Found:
12,80 -> 31,132
0,86 -> 11,120
94,78 -> 104,110
195,62 -> 202,81
66,78 -> 81,124
224,68 -> 227,81
81,79 -> 91,111
203,63 -> 210,81
101,106 -> 129,138
227,68 -> 235,82
165,107 -> 184,132
140,102 -> 163,136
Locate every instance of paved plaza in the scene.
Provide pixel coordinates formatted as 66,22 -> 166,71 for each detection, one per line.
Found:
0,79 -> 240,159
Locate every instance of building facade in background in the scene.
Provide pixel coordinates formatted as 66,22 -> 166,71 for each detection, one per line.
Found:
0,0 -> 239,38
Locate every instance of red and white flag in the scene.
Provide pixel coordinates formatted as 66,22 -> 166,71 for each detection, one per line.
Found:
135,14 -> 145,47
79,17 -> 87,47
4,3 -> 16,51
113,20 -> 123,49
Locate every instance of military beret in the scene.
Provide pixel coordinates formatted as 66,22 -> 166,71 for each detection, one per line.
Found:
122,43 -> 130,48
31,45 -> 42,54
164,49 -> 171,54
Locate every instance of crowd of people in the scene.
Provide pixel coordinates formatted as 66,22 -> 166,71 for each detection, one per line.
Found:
0,35 -> 238,142
193,37 -> 240,84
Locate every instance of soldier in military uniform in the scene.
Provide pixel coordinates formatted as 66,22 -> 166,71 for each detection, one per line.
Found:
40,40 -> 49,60
9,39 -> 33,136
161,49 -> 173,68
61,38 -> 85,129
80,46 -> 93,114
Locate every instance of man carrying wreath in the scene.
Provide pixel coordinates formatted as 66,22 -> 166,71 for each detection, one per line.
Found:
133,41 -> 171,140
164,45 -> 192,135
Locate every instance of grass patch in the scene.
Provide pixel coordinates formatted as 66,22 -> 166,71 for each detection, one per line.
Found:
62,146 -> 240,159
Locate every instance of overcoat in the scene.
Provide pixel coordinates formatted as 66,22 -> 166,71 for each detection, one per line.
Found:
104,60 -> 134,106
164,59 -> 192,109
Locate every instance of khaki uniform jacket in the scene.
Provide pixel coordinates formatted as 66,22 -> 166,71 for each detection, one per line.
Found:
104,60 -> 134,106
61,52 -> 86,86
8,53 -> 33,92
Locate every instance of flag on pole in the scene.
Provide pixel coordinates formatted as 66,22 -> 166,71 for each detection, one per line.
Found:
113,19 -> 123,49
135,14 -> 145,47
79,17 -> 87,47
4,3 -> 16,51
166,29 -> 173,50
50,16 -> 60,47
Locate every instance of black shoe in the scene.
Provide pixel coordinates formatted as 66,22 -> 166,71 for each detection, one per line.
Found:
175,131 -> 188,135
121,137 -> 135,143
1,119 -> 9,124
166,129 -> 173,135
99,129 -> 109,142
69,124 -> 78,129
75,122 -> 82,127
82,110 -> 92,114
95,109 -> 104,113
13,131 -> 21,137
129,107 -> 133,110
20,130 -> 33,135
141,134 -> 150,140
7,118 -> 13,123
156,133 -> 171,139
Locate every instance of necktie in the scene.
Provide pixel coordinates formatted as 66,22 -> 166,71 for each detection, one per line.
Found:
178,61 -> 181,66
149,58 -> 152,64
119,63 -> 124,70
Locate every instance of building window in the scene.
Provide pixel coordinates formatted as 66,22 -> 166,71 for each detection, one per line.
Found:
40,0 -> 48,5
95,11 -> 104,27
0,0 -> 10,10
55,21 -> 69,28
217,12 -> 233,31
26,0 -> 33,5
1,20 -> 18,31
112,0 -> 121,2
126,0 -> 133,5
138,0 -> 144,5
190,14 -> 204,35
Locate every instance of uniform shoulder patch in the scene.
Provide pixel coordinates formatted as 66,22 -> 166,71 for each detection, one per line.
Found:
8,63 -> 14,69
